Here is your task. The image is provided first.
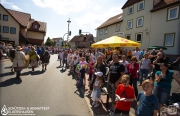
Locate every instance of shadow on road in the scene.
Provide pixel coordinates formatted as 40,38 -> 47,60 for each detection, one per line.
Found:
4,66 -> 12,69
74,87 -> 85,98
0,72 -> 15,78
60,68 -> 66,73
21,70 -> 44,76
0,78 -> 22,87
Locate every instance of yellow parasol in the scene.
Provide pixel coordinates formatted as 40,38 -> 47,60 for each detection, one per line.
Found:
91,36 -> 141,48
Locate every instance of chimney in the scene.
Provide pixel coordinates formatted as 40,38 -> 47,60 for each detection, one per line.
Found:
153,0 -> 162,6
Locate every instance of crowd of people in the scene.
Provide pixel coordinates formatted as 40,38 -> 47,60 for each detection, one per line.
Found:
1,40 -> 180,116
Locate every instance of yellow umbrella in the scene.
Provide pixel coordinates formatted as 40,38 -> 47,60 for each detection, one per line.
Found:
91,36 -> 141,48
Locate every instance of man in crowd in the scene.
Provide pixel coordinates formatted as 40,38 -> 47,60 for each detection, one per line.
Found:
108,53 -> 125,115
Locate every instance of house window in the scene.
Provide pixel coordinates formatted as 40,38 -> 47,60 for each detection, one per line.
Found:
126,35 -> 131,40
104,28 -> 108,34
10,27 -> 16,34
0,14 -> 1,20
3,26 -> 9,33
127,20 -> 133,29
116,24 -> 120,31
0,25 -> 1,32
164,33 -> 175,47
34,24 -> 38,29
99,29 -> 103,35
3,15 -> 8,21
138,1 -> 144,11
137,17 -> 143,27
136,33 -> 142,42
168,6 -> 179,20
128,6 -> 133,14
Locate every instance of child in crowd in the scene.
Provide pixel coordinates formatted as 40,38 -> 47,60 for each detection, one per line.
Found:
136,79 -> 159,116
91,72 -> 103,107
115,74 -> 135,116
69,56 -> 74,73
73,57 -> 78,73
88,57 -> 94,81
77,64 -> 86,87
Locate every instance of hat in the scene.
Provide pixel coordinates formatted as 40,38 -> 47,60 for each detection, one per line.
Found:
16,46 -> 22,51
95,72 -> 103,77
82,64 -> 86,68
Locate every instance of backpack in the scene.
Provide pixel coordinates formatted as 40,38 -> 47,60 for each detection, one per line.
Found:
10,49 -> 16,58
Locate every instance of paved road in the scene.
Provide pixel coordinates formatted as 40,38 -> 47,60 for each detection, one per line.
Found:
0,55 -> 91,116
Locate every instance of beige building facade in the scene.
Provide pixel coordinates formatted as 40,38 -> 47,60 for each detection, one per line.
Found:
150,3 -> 180,55
121,0 -> 153,50
96,0 -> 180,55
96,13 -> 123,42
0,4 -> 20,45
0,4 -> 46,46
121,0 -> 180,55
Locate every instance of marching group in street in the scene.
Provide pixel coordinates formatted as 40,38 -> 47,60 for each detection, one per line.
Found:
0,40 -> 180,116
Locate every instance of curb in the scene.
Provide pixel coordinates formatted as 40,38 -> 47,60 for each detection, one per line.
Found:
0,59 -> 10,63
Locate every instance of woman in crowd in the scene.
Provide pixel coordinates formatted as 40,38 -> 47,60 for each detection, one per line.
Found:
128,56 -> 139,99
120,55 -> 129,74
40,48 -> 50,71
28,46 -> 39,71
12,46 -> 26,79
138,53 -> 151,86
88,56 -> 106,96
154,62 -> 180,114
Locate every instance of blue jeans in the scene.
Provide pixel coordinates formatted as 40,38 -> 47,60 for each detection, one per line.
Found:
139,69 -> 149,84
154,86 -> 170,104
130,78 -> 138,99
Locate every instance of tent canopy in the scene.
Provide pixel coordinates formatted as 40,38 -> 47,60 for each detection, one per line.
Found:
91,36 -> 141,48
148,46 -> 167,50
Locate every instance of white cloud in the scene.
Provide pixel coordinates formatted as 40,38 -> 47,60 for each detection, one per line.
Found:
25,4 -> 30,7
0,0 -> 13,4
93,5 -> 101,11
75,7 -> 122,29
32,0 -> 91,15
0,0 -> 22,11
11,5 -> 22,11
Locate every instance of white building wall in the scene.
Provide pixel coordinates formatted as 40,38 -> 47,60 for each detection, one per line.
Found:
122,0 -> 154,50
150,4 -> 180,55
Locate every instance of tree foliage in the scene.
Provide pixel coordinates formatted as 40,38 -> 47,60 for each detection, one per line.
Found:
45,37 -> 53,46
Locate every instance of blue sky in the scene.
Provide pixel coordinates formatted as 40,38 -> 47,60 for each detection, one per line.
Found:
0,0 -> 127,41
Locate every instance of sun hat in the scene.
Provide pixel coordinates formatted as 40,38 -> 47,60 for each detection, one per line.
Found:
16,46 -> 22,51
95,72 -> 103,77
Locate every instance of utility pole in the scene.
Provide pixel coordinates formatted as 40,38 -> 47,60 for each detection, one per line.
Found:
67,18 -> 71,41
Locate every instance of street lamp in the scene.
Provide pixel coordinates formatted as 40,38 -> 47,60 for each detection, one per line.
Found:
67,18 -> 71,41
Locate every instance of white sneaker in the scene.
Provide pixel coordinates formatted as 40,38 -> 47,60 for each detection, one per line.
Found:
92,102 -> 96,106
94,104 -> 99,107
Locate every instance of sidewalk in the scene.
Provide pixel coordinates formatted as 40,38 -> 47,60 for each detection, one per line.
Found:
0,57 -> 10,63
83,74 -> 136,116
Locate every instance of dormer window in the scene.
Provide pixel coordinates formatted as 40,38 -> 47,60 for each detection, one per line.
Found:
34,24 -> 38,29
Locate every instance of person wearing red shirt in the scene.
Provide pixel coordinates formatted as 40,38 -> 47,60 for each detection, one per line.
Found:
128,56 -> 139,99
115,74 -> 135,115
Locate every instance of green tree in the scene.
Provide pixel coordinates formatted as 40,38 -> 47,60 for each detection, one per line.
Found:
45,37 -> 53,46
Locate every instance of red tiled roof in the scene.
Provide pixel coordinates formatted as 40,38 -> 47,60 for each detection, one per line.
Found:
27,38 -> 44,45
122,0 -> 142,9
27,19 -> 47,32
151,0 -> 180,12
69,34 -> 94,42
96,13 -> 122,30
7,9 -> 31,27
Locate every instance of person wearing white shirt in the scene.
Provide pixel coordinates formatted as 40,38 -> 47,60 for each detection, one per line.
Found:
134,49 -> 141,61
59,50 -> 63,66
119,55 -> 129,74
